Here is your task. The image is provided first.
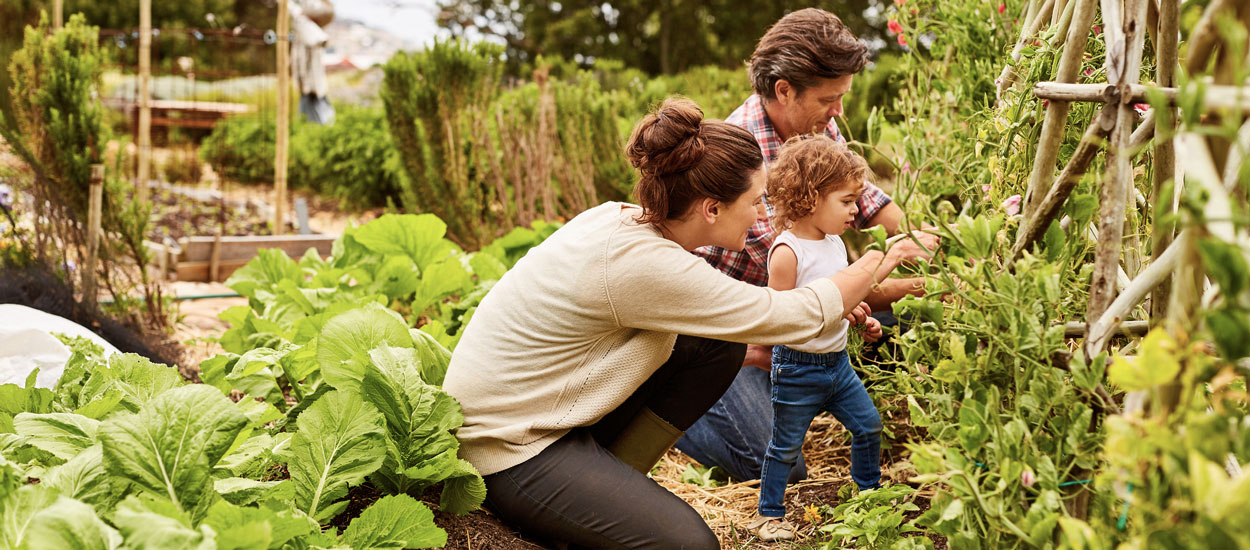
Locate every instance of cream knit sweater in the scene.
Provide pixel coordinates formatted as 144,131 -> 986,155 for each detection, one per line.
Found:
443,202 -> 845,475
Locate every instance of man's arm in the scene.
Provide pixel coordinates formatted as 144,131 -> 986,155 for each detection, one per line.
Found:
864,277 -> 925,311
864,202 -> 905,236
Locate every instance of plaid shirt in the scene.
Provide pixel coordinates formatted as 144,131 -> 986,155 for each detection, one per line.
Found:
694,94 -> 893,286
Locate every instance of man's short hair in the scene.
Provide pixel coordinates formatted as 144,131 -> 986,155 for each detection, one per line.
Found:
749,8 -> 870,100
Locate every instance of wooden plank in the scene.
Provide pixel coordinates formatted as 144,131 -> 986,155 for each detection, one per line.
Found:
174,259 -> 253,283
180,234 -> 337,262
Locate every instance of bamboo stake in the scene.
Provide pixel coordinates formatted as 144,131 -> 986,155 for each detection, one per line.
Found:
137,0 -> 151,202
996,0 -> 1056,98
1223,118 -> 1250,192
1150,0 -> 1180,324
52,0 -> 62,30
1020,0 -> 1100,225
84,165 -> 104,309
1033,81 -> 1250,111
1064,319 -> 1148,338
1086,0 -> 1150,359
1013,104 -> 1117,259
1128,109 -> 1156,151
274,0 -> 290,234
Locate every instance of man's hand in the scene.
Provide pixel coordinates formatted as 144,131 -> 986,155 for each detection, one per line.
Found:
860,316 -> 883,343
744,344 -> 773,371
844,302 -> 871,325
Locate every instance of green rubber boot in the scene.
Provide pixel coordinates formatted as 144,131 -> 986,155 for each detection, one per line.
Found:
607,407 -> 683,474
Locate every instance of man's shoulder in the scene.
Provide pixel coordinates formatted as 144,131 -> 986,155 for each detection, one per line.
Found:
724,94 -> 760,128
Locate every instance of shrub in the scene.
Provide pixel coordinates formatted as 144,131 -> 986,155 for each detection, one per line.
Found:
159,149 -> 203,184
290,105 -> 406,210
198,115 -> 279,185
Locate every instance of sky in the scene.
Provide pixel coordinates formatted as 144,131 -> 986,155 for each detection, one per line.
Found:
331,0 -> 444,47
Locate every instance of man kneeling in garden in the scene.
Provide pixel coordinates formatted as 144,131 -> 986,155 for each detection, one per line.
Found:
676,7 -> 927,485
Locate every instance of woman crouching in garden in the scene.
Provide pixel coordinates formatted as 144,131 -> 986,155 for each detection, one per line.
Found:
442,97 -> 938,549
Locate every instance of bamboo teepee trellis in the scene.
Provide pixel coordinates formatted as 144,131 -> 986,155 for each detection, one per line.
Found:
994,0 -> 1250,519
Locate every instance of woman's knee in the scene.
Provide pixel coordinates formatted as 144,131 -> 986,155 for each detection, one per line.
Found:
651,514 -> 720,550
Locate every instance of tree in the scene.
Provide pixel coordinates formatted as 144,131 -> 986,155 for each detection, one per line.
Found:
436,0 -> 890,75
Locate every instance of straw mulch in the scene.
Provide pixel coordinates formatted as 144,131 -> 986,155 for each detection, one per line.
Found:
652,411 -> 925,549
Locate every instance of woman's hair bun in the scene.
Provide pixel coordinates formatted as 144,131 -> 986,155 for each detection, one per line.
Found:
625,98 -> 707,178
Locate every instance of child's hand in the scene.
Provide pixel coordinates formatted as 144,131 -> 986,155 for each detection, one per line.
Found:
861,316 -> 883,343
844,302 -> 871,324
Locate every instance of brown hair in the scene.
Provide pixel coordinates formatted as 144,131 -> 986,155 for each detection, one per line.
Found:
749,8 -> 870,100
767,135 -> 868,230
626,97 -> 764,225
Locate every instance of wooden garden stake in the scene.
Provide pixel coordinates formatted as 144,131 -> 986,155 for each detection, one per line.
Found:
275,0 -> 290,234
1150,0 -> 1180,324
53,0 -> 62,30
1020,0 -> 1100,224
1085,0 -> 1150,358
84,165 -> 104,309
138,0 -> 152,202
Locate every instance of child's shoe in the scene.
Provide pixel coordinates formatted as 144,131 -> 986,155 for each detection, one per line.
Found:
747,514 -> 796,542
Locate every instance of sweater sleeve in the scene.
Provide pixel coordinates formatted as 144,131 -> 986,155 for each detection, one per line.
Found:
606,238 -> 845,346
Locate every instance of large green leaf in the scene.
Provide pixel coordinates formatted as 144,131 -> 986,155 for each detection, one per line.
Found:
410,258 -> 471,315
13,412 -> 99,460
1108,329 -> 1180,391
78,354 -> 184,414
0,484 -> 59,549
317,304 -> 413,392
350,214 -> 456,270
0,381 -> 54,433
339,494 -> 447,550
225,248 -> 304,299
408,330 -> 453,386
41,444 -> 113,508
23,495 -> 121,550
111,496 -> 215,550
369,255 -> 421,301
359,352 -> 483,514
99,385 -> 249,516
200,500 -> 275,550
286,390 -> 387,522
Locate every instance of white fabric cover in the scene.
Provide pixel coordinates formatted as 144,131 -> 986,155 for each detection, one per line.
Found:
0,304 -> 121,388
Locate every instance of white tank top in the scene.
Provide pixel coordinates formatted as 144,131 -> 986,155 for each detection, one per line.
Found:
768,230 -> 850,353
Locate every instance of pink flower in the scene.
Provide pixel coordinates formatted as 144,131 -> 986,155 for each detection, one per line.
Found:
897,34 -> 908,46
998,3 -> 1006,15
1021,469 -> 1036,488
1002,194 -> 1022,215
1092,25 -> 1102,35
982,184 -> 992,193
895,0 -> 905,5
1041,99 -> 1050,108
1083,68 -> 1095,77
902,161 -> 912,173
1133,103 -> 1151,113
887,20 -> 903,34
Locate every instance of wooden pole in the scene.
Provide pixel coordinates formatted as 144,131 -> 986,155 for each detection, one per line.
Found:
84,165 -> 104,309
1019,0 -> 1100,224
274,0 -> 290,234
1150,0 -> 1180,324
52,0 -> 62,30
137,0 -> 152,202
1086,0 -> 1150,360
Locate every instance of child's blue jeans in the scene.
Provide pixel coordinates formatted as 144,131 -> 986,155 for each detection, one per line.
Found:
758,346 -> 883,517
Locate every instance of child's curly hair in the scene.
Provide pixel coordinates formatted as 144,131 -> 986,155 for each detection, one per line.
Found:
767,135 -> 869,230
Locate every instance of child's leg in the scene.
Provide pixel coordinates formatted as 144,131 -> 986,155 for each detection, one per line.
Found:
823,352 -> 883,490
759,355 -> 827,518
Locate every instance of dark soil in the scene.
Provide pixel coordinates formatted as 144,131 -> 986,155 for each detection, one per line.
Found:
147,185 -> 298,242
333,483 -> 545,550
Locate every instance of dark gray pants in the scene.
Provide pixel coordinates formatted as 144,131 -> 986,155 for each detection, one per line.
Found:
483,335 -> 746,549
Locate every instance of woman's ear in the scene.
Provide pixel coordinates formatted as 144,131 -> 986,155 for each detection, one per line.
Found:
697,197 -> 721,224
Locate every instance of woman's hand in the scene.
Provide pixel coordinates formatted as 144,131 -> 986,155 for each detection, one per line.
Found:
844,302 -> 871,325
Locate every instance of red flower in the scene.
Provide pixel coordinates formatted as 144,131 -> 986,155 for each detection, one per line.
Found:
887,20 -> 903,34
910,8 -> 918,14
1133,103 -> 1151,112
998,3 -> 1006,15
1092,24 -> 1102,35
897,34 -> 908,46
895,0 -> 905,5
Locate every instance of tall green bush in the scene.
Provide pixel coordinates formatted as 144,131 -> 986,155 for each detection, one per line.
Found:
199,115 -> 279,185
290,105 -> 406,209
4,12 -> 103,216
382,39 -> 506,249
